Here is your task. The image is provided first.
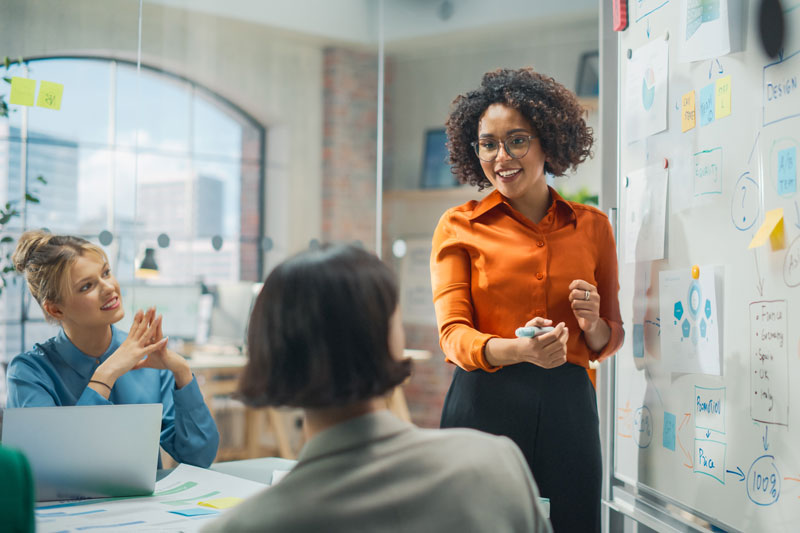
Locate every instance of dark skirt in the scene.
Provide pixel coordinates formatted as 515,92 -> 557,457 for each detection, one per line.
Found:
440,362 -> 601,533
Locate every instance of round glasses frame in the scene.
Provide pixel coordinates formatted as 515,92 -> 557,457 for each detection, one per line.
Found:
471,134 -> 537,162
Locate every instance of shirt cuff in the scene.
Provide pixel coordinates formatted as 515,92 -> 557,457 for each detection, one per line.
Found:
77,386 -> 113,406
172,375 -> 205,408
589,318 -> 624,362
470,333 -> 502,372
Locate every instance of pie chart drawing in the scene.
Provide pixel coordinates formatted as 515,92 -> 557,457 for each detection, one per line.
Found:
641,68 -> 656,111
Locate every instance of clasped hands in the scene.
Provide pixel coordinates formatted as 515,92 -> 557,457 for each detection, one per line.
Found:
92,308 -> 192,393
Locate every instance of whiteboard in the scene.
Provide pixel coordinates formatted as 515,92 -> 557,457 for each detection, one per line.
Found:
613,1 -> 800,531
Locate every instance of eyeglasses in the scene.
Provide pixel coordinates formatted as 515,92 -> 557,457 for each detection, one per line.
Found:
471,134 -> 537,162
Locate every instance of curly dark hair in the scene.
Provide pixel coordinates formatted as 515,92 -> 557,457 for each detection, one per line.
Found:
445,67 -> 593,190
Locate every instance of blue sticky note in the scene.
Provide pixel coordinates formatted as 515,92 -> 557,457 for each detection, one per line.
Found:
777,146 -> 796,196
663,411 -> 676,451
633,324 -> 645,358
168,508 -> 219,517
700,83 -> 715,126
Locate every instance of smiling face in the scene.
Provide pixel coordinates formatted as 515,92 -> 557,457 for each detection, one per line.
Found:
477,103 -> 548,206
46,253 -> 125,329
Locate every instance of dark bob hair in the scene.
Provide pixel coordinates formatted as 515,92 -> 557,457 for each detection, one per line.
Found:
240,244 -> 412,408
446,67 -> 593,190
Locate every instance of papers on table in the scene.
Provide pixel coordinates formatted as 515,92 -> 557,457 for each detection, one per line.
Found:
35,464 -> 268,533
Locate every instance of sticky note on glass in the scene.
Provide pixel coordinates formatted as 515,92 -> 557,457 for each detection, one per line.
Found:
197,497 -> 244,510
748,208 -> 785,250
715,75 -> 731,119
168,508 -> 219,517
777,146 -> 797,196
36,80 -> 64,111
663,411 -> 676,451
681,90 -> 696,132
699,83 -> 715,126
9,77 -> 36,106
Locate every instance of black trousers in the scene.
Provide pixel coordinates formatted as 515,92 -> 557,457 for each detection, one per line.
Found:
440,362 -> 602,533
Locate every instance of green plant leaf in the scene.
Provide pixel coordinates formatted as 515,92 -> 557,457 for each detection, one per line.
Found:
25,193 -> 40,204
1,236 -> 13,244
36,175 -> 47,184
2,77 -> 10,84
3,56 -> 9,69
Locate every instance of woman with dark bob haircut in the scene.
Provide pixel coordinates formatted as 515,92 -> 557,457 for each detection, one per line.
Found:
204,244 -> 551,533
431,68 -> 623,532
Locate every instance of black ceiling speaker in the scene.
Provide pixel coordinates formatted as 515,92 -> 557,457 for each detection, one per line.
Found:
759,0 -> 785,58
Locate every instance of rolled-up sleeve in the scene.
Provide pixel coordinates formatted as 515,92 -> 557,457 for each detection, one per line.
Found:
158,374 -> 219,467
591,216 -> 624,362
431,212 -> 499,372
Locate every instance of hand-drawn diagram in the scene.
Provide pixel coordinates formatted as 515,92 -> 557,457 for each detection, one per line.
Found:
731,172 -> 760,230
635,0 -> 671,23
747,455 -> 781,506
694,386 -> 727,484
660,267 -> 721,375
763,51 -> 800,127
749,300 -> 789,426
694,147 -> 723,196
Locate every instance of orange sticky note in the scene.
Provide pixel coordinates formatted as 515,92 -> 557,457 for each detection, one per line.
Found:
748,208 -> 785,250
681,90 -> 696,132
715,76 -> 731,119
197,497 -> 244,510
9,77 -> 36,106
36,80 -> 64,110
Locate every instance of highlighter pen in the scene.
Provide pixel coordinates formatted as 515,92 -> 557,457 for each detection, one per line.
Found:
515,326 -> 554,338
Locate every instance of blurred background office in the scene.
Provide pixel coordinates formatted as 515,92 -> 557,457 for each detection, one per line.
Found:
0,0 -> 602,453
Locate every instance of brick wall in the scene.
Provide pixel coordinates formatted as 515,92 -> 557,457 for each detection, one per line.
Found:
322,47 -> 452,428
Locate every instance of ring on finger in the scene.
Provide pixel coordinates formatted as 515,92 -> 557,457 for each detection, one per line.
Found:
584,289 -> 591,301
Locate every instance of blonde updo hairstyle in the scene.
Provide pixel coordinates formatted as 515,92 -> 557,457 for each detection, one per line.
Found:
12,230 -> 108,322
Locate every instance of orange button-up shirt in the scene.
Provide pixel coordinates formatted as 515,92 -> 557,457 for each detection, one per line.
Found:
430,187 -> 624,383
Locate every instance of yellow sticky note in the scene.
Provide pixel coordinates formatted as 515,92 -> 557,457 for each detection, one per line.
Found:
197,497 -> 244,510
715,75 -> 731,119
9,77 -> 36,106
36,80 -> 64,110
748,208 -> 785,250
681,90 -> 696,132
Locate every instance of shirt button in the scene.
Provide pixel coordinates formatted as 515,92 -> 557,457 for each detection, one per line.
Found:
537,241 -> 545,247
536,272 -> 544,280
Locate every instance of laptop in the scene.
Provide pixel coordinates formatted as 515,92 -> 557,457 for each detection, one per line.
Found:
1,403 -> 162,501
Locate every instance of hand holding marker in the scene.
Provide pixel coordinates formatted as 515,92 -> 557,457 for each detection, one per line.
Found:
515,326 -> 555,338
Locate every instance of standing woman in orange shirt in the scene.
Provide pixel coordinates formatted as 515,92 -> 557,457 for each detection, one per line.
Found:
431,68 -> 624,532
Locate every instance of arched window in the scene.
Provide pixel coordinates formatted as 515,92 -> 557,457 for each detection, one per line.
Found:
0,57 -> 265,356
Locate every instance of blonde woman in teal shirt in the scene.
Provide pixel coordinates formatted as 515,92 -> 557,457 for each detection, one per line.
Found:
6,231 -> 219,468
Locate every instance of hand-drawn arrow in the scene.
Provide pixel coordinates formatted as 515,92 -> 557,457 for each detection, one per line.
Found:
727,466 -> 745,482
647,20 -> 651,39
763,425 -> 770,451
716,59 -> 723,74
795,201 -> 800,230
677,413 -> 694,469
706,429 -> 711,438
748,131 -> 760,165
754,250 -> 765,297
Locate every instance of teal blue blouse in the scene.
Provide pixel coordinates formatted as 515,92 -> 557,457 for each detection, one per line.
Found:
6,326 -> 219,468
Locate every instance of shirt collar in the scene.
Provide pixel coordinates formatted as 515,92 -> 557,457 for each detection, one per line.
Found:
56,325 -> 122,377
468,186 -> 577,226
297,410 -> 413,463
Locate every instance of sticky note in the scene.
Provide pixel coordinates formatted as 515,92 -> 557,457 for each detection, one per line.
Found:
197,497 -> 244,510
9,77 -> 36,106
36,80 -> 64,111
681,90 -> 696,132
777,146 -> 797,196
699,83 -> 715,126
715,75 -> 731,119
633,324 -> 645,358
168,508 -> 219,517
748,208 -> 785,250
663,411 -> 676,451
